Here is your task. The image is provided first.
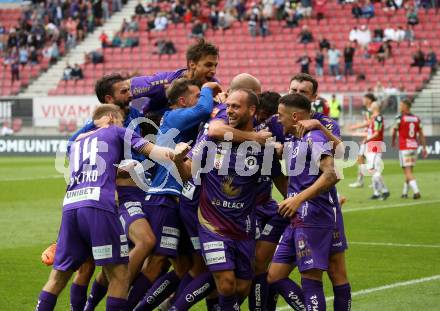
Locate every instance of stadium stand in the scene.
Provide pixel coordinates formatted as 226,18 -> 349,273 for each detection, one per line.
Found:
47,0 -> 440,97
0,0 -> 126,96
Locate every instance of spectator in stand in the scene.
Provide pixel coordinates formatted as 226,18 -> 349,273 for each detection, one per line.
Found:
404,25 -> 415,43
407,6 -> 419,26
111,31 -> 122,47
18,46 -> 28,68
62,62 -> 73,81
209,6 -> 219,29
113,0 -> 122,13
259,14 -> 269,37
99,31 -> 109,48
373,27 -> 384,41
362,0 -> 375,18
352,2 -> 363,18
154,12 -> 168,31
235,0 -> 247,22
120,18 -> 129,33
349,26 -> 361,43
128,15 -> 139,32
11,57 -> 20,85
411,48 -> 425,72
298,25 -> 313,43
384,25 -> 397,41
328,45 -> 342,78
218,9 -> 234,31
426,48 -> 437,73
172,0 -> 187,23
190,19 -> 205,39
319,35 -> 331,50
377,40 -> 392,63
300,0 -> 313,18
153,39 -> 176,55
248,7 -> 259,37
315,0 -> 326,23
395,26 -> 405,43
297,54 -> 312,74
344,42 -> 356,76
29,46 -> 39,65
122,30 -> 139,48
71,63 -> 84,80
135,0 -> 146,16
358,25 -> 372,48
315,49 -> 324,76
383,0 -> 398,12
284,9 -> 299,28
102,0 -> 110,22
46,41 -> 59,64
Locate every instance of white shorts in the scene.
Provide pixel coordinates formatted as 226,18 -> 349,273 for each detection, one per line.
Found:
399,149 -> 417,167
365,152 -> 383,172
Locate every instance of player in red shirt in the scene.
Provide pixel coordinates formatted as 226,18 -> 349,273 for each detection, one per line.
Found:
363,102 -> 390,200
392,98 -> 427,199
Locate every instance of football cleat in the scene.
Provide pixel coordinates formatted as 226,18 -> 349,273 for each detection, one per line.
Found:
381,192 -> 390,200
413,193 -> 421,200
41,243 -> 57,266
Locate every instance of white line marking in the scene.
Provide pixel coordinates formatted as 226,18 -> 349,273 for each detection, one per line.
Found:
0,175 -> 62,182
343,199 -> 440,213
276,274 -> 440,310
350,241 -> 440,248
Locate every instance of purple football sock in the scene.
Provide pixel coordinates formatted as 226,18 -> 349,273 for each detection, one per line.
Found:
127,273 -> 152,310
205,297 -> 220,311
271,278 -> 305,311
171,271 -> 215,310
171,272 -> 194,304
84,279 -> 108,311
35,291 -> 57,311
266,284 -> 279,311
333,283 -> 351,311
134,271 -> 180,311
70,283 -> 88,311
302,278 -> 326,311
106,296 -> 127,311
219,294 -> 239,311
249,273 -> 268,311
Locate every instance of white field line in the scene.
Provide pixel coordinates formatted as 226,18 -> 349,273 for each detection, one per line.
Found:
276,274 -> 440,310
350,241 -> 440,248
0,175 -> 62,182
342,199 -> 440,213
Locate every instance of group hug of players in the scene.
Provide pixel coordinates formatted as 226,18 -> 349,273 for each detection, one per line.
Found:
35,39 -> 427,311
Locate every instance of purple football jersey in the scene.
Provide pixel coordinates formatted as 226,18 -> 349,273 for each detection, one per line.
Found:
63,126 -> 148,213
285,129 -> 339,229
189,130 -> 266,240
311,111 -> 341,138
130,69 -> 186,113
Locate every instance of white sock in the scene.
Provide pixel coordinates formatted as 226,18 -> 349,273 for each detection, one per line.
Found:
409,180 -> 420,194
372,176 -> 381,196
402,182 -> 408,195
357,166 -> 364,183
380,176 -> 389,193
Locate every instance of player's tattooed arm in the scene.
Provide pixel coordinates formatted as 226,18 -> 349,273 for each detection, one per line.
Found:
208,119 -> 272,144
172,142 -> 193,181
296,119 -> 342,149
139,143 -> 175,163
273,174 -> 288,199
278,155 -> 339,218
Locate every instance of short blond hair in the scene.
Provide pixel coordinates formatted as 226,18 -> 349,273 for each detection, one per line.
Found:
92,104 -> 122,121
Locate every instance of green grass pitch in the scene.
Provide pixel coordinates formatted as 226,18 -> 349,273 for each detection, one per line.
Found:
0,157 -> 439,310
